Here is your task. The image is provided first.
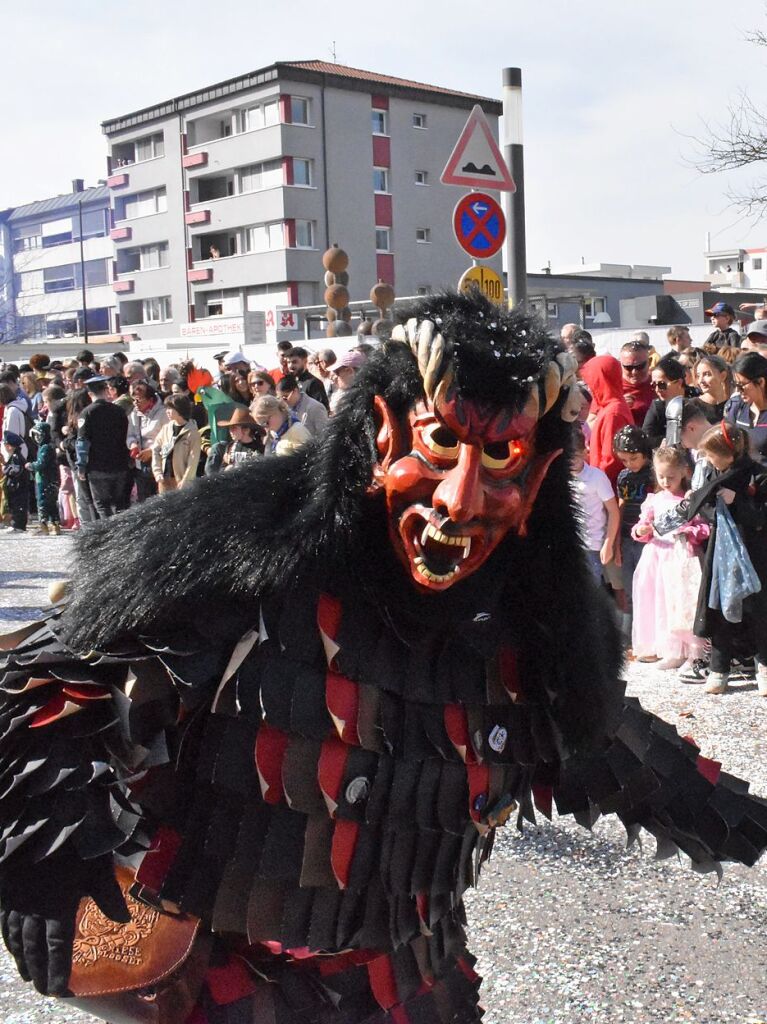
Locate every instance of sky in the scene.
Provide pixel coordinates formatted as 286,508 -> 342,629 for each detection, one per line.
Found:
3,0 -> 767,278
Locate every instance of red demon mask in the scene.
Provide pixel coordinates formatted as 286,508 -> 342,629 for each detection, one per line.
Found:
373,392 -> 563,592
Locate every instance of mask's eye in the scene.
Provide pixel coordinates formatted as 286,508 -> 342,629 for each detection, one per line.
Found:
481,439 -> 526,471
421,422 -> 460,459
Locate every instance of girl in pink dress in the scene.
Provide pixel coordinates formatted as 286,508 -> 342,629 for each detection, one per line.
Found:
631,447 -> 710,668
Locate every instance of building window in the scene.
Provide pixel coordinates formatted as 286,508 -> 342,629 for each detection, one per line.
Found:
201,289 -> 242,318
143,296 -> 172,323
375,227 -> 391,252
112,132 -> 164,166
754,258 -> 763,270
291,97 -> 311,125
547,301 -> 559,319
373,167 -> 389,193
584,297 -> 606,319
263,100 -> 279,127
295,220 -> 315,249
117,242 -> 169,274
416,228 -> 431,243
412,112 -> 427,129
76,259 -> 109,289
247,221 -> 284,253
12,224 -> 42,252
43,264 -> 76,293
371,109 -> 388,135
414,170 -> 429,185
41,217 -> 73,248
417,286 -> 432,295
238,159 -> 282,195
73,209 -> 108,239
293,159 -> 313,187
18,269 -> 43,293
118,188 -> 167,221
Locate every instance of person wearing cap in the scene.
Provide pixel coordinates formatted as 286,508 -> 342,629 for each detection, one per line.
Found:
223,351 -> 251,374
275,373 -> 328,438
252,395 -> 311,455
206,406 -> 263,475
151,395 -> 201,493
286,347 -> 330,410
75,376 -> 131,518
704,302 -> 741,350
329,350 -> 365,414
741,318 -> 767,355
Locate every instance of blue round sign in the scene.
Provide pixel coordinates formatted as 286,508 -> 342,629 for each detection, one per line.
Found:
453,192 -> 506,259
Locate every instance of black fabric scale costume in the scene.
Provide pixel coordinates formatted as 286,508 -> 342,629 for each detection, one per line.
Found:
1,292 -> 767,1024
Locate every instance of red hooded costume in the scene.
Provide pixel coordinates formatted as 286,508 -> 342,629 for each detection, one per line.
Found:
580,355 -> 634,486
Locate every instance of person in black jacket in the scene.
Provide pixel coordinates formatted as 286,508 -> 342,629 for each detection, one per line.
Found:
286,346 -> 330,409
75,375 -> 130,519
642,354 -> 686,448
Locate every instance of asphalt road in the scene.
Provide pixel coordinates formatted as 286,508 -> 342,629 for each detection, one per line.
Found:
1,531 -> 765,1024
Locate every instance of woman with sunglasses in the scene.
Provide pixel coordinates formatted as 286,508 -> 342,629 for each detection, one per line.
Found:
641,354 -> 687,449
248,370 -> 276,399
726,352 -> 767,466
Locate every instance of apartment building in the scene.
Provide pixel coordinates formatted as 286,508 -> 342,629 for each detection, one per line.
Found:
0,182 -> 116,343
102,61 -> 503,339
705,245 -> 767,292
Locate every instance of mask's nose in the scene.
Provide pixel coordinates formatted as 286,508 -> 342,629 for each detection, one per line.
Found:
432,445 -> 485,522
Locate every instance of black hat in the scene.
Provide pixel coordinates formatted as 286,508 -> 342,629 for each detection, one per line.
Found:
213,351 -> 228,362
2,431 -> 23,448
84,374 -> 110,388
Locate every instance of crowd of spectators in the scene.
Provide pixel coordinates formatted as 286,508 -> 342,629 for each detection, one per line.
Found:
0,339 -> 369,532
2,306 -> 766,696
565,307 -> 767,696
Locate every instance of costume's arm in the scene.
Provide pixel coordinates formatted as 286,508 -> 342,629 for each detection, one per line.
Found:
0,620 -> 165,994
553,697 -> 767,873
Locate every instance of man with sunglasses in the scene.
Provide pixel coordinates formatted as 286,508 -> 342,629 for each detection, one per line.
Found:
641,354 -> 687,448
619,340 -> 654,426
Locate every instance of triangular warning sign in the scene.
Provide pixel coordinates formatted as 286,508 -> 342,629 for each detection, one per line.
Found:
441,105 -> 516,192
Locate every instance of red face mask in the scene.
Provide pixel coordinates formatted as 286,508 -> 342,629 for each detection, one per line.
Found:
375,393 -> 562,591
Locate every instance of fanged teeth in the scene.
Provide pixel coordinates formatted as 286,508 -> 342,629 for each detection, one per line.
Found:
416,563 -> 461,583
420,523 -> 472,555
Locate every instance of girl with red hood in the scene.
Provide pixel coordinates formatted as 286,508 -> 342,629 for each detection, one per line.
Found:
580,355 -> 634,486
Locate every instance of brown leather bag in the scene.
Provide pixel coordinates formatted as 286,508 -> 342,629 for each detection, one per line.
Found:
63,866 -> 211,1024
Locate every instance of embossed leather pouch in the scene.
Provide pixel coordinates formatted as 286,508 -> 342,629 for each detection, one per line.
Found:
64,866 -> 211,1024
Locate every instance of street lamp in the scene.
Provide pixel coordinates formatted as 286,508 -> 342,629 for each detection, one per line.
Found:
77,198 -> 89,345
502,68 -> 526,308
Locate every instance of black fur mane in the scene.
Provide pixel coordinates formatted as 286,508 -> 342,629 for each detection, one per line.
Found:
60,294 -> 621,752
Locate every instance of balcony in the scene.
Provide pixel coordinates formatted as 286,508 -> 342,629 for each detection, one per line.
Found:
107,173 -> 129,189
113,280 -> 134,294
188,268 -> 213,283
708,271 -> 746,288
183,152 -> 208,170
189,250 -> 288,291
110,226 -> 132,242
186,209 -> 210,226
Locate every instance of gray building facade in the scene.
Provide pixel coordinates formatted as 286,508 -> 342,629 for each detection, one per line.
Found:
0,182 -> 116,344
102,61 -> 503,339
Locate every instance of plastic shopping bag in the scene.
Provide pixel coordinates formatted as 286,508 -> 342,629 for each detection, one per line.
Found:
708,496 -> 762,623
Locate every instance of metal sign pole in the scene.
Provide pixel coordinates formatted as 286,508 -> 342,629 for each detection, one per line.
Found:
502,68 -> 526,309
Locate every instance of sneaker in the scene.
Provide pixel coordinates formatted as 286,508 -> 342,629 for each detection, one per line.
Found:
679,659 -> 709,683
704,672 -> 730,695
34,523 -> 49,535
656,657 -> 686,671
50,524 -> 61,536
757,664 -> 767,697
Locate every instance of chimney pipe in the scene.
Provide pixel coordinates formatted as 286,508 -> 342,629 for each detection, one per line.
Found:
72,178 -> 85,193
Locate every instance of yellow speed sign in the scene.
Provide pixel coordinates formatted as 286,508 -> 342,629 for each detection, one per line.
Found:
458,265 -> 504,305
